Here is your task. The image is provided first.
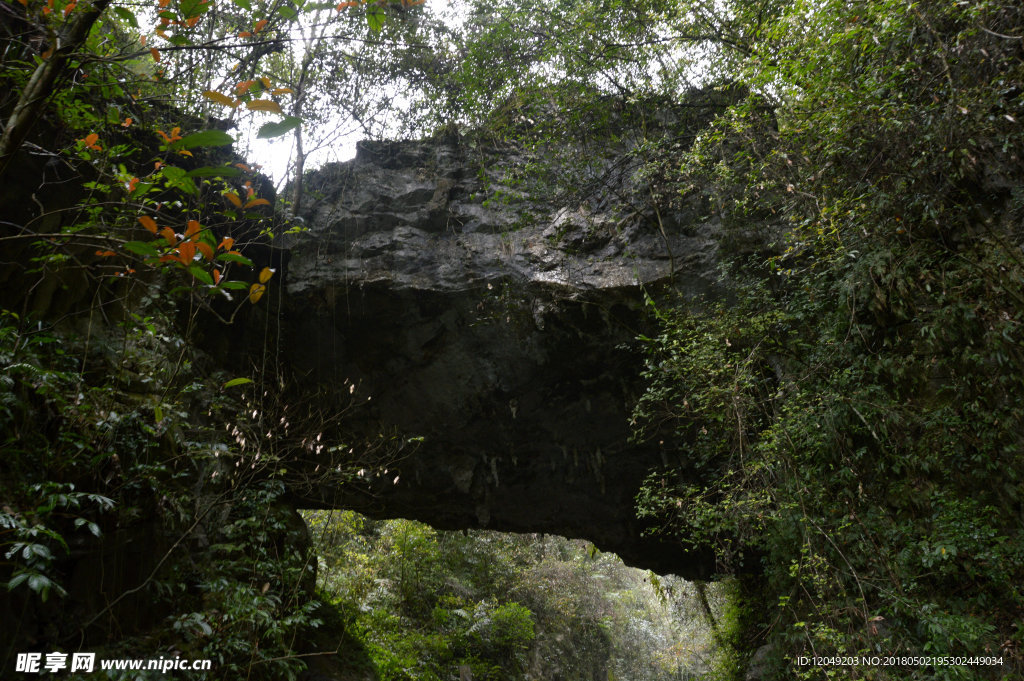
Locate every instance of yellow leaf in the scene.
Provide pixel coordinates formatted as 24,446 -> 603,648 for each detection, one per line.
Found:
270,87 -> 294,95
245,99 -> 283,114
138,215 -> 158,234
249,283 -> 266,304
203,90 -> 235,107
260,76 -> 271,88
244,198 -> 271,208
225,192 -> 242,208
258,267 -> 274,283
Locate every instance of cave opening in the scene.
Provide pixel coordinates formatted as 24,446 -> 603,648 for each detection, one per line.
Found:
300,510 -> 726,681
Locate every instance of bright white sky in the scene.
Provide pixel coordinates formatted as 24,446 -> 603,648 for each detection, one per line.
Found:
234,0 -> 469,189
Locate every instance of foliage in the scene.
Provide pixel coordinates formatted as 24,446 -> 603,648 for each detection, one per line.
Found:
305,512 -> 721,681
631,0 -> 1024,678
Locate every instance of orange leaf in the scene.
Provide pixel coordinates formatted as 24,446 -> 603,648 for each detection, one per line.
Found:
197,242 -> 214,261
248,283 -> 266,304
63,2 -> 76,17
121,117 -> 133,127
212,268 -> 221,285
218,236 -> 235,251
150,47 -> 161,62
186,16 -> 199,27
258,266 -> 274,283
244,198 -> 270,209
225,192 -> 242,208
237,30 -> 252,37
83,133 -> 99,147
177,150 -> 193,157
158,0 -> 169,6
95,250 -> 116,257
244,99 -> 282,114
160,227 -> 177,247
138,216 -> 158,234
185,219 -> 201,241
177,241 -> 196,263
234,163 -> 251,171
254,19 -> 268,33
235,80 -> 255,94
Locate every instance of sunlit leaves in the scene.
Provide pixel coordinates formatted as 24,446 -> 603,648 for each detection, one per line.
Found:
245,100 -> 283,114
178,130 -> 234,148
203,90 -> 237,107
366,4 -> 385,32
223,377 -> 253,388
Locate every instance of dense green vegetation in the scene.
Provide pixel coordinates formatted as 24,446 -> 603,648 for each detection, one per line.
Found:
2,0 -> 1024,678
303,511 -> 722,681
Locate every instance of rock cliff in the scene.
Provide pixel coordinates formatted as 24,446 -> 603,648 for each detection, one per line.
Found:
277,107 -> 729,577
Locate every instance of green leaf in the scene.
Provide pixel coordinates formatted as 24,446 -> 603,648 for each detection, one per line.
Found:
278,5 -> 297,20
179,130 -> 234,149
188,265 -> 214,285
129,182 -> 154,198
180,0 -> 209,18
223,377 -> 253,388
216,252 -> 255,267
161,165 -> 187,182
123,241 -> 160,257
186,166 -> 242,178
220,281 -> 250,290
113,6 -> 138,27
256,116 -> 303,139
7,573 -> 30,591
366,5 -> 385,32
168,34 -> 192,47
231,0 -> 251,8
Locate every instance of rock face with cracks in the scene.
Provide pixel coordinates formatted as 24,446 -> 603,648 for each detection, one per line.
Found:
280,120 -> 726,578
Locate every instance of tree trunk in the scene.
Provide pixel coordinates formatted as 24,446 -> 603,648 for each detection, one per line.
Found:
0,0 -> 113,179
290,123 -> 305,217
